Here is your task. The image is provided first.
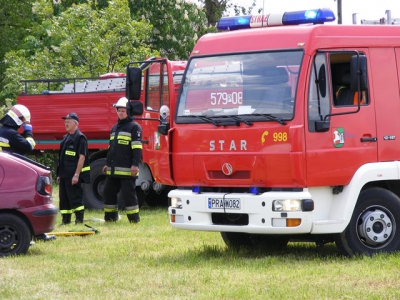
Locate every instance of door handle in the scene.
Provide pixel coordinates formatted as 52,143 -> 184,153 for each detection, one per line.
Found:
360,137 -> 377,142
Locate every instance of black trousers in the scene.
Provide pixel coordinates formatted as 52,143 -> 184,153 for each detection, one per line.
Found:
103,176 -> 138,208
59,177 -> 84,214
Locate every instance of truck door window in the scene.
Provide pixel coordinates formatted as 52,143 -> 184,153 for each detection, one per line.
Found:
308,53 -> 330,132
147,63 -> 167,111
330,53 -> 368,107
176,50 -> 302,124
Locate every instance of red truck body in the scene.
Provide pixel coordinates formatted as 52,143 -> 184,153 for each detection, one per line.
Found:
17,59 -> 187,209
157,11 -> 400,256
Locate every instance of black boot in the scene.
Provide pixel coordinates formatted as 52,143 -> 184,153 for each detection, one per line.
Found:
61,214 -> 71,225
127,213 -> 140,223
104,211 -> 119,222
75,210 -> 84,224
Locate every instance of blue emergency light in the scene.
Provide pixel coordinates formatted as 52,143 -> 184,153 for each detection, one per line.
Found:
217,8 -> 336,31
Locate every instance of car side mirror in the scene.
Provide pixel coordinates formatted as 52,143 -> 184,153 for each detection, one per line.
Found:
315,120 -> 330,132
126,67 -> 142,100
158,123 -> 169,135
128,101 -> 143,117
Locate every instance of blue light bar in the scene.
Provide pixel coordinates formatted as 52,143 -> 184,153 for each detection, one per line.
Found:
192,186 -> 201,194
217,16 -> 251,31
249,187 -> 259,195
217,8 -> 335,31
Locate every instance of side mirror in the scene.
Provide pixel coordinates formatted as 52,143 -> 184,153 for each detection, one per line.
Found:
128,101 -> 143,117
315,120 -> 330,132
350,55 -> 368,91
126,67 -> 142,100
158,123 -> 169,135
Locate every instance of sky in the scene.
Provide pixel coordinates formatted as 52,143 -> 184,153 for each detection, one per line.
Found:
232,0 -> 400,24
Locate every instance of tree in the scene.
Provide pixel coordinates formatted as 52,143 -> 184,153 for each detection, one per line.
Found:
2,0 -> 157,103
130,0 -> 212,60
0,0 -> 36,108
197,0 -> 260,27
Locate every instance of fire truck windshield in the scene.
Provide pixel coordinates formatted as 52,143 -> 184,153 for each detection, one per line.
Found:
176,50 -> 302,124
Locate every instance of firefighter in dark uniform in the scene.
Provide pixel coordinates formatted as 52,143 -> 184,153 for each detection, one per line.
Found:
0,104 -> 36,154
102,97 -> 142,223
57,112 -> 90,224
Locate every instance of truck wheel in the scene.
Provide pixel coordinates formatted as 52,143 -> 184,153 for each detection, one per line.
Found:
335,188 -> 400,256
145,188 -> 170,207
135,188 -> 146,208
0,213 -> 31,257
221,232 -> 253,249
83,158 -> 106,210
221,232 -> 288,250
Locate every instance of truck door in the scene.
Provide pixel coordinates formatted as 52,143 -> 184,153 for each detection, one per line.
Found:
305,50 -> 378,187
143,62 -> 176,186
374,48 -> 400,161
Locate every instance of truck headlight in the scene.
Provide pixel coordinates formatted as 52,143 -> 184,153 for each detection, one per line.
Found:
273,199 -> 302,212
273,199 -> 314,212
170,197 -> 182,208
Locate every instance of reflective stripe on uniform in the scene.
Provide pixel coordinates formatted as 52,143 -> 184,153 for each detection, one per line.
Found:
126,205 -> 139,215
81,166 -> 90,172
131,140 -> 142,150
104,204 -> 118,213
73,206 -> 85,212
0,141 -> 10,148
60,209 -> 73,214
26,137 -> 36,149
65,150 -> 76,156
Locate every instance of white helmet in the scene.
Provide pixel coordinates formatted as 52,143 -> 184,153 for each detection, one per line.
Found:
7,104 -> 31,126
113,97 -> 129,109
160,105 -> 170,122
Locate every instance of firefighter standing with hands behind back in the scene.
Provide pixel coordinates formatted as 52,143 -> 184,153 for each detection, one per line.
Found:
102,97 -> 142,223
0,104 -> 36,154
57,112 -> 90,225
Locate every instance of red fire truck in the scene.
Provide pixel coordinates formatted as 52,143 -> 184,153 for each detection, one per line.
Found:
17,58 -> 186,209
127,8 -> 400,256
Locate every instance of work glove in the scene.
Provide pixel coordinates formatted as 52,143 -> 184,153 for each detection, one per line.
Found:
23,123 -> 33,132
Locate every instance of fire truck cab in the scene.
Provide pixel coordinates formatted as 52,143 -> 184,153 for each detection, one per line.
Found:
150,8 -> 400,256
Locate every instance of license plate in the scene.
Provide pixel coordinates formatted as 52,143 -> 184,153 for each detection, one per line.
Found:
208,198 -> 241,209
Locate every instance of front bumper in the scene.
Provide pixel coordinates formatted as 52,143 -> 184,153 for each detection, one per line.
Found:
168,189 -> 315,234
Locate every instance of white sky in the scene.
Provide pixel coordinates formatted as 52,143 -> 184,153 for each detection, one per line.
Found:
232,0 -> 400,24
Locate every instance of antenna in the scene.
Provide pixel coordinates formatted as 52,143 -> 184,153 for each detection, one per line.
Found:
262,0 -> 265,27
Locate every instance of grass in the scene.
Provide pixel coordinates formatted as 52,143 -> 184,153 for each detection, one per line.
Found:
1,188 -> 400,299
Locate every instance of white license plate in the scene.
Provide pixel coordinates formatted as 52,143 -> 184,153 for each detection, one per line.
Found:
207,198 -> 241,209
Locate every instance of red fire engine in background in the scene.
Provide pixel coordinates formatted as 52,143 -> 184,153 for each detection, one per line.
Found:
17,58 -> 186,209
125,8 -> 400,256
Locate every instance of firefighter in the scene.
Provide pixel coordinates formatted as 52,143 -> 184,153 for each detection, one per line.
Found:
102,97 -> 142,223
57,112 -> 90,225
0,104 -> 36,154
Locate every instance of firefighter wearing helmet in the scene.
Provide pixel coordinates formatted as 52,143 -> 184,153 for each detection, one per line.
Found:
0,104 -> 36,155
102,97 -> 143,223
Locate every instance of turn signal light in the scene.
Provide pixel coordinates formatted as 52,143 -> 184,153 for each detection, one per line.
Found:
286,218 -> 301,227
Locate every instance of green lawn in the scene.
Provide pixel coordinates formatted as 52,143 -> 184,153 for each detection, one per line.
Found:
1,190 -> 400,299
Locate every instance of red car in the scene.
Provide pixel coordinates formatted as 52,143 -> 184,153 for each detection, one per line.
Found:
0,151 -> 58,256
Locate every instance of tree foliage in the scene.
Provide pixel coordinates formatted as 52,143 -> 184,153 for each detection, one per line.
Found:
130,0 -> 212,60
2,0 -> 157,103
198,0 -> 261,27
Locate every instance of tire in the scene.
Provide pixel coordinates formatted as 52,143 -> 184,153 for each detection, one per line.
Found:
145,188 -> 170,207
335,188 -> 400,256
221,232 -> 289,250
221,232 -> 253,249
0,213 -> 31,257
135,187 -> 146,208
83,158 -> 107,210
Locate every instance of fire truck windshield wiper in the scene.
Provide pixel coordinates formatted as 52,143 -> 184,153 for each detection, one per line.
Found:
180,115 -> 221,127
250,113 -> 287,125
220,115 -> 253,126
